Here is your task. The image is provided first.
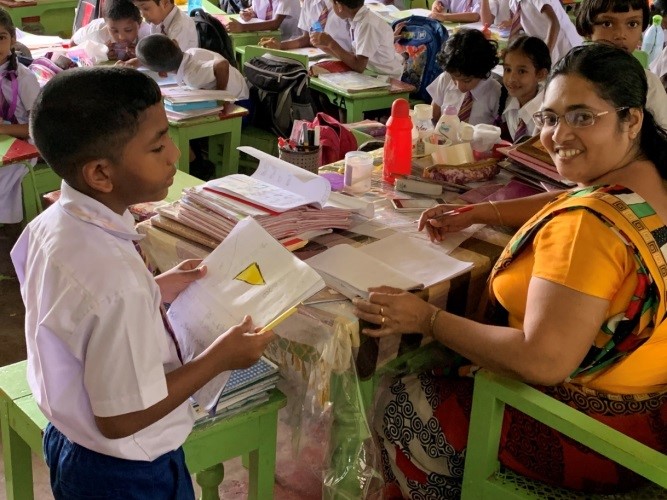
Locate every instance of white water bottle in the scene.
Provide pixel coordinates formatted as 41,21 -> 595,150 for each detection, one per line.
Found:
642,15 -> 664,65
435,105 -> 460,144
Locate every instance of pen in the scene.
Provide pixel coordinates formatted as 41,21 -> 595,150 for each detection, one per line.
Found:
302,298 -> 348,305
428,205 -> 474,220
258,306 -> 298,333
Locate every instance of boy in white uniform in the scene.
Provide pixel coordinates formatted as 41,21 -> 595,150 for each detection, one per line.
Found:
223,0 -> 301,41
133,0 -> 198,50
137,34 -> 248,98
311,0 -> 404,78
11,66 -> 272,498
72,0 -> 150,61
430,0 -> 482,23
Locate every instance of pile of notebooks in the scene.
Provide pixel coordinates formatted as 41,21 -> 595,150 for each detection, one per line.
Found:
504,136 -> 575,190
161,87 -> 238,121
191,357 -> 280,423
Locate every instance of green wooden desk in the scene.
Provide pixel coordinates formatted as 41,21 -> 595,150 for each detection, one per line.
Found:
168,103 -> 248,178
4,0 -> 77,37
0,361 -> 287,500
309,76 -> 413,123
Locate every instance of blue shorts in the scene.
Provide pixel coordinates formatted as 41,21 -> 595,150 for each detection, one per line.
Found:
43,423 -> 195,500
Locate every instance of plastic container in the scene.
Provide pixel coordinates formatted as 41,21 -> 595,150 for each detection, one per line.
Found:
278,147 -> 321,173
187,0 -> 203,14
412,104 -> 433,156
458,122 -> 474,143
642,15 -> 664,65
471,124 -> 502,152
383,98 -> 413,184
343,151 -> 373,193
435,105 -> 460,144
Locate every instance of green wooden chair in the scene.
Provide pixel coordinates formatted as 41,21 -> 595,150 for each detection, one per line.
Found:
633,50 -> 649,69
461,369 -> 667,499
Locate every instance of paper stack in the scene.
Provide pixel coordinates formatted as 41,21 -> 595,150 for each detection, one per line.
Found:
161,86 -> 238,121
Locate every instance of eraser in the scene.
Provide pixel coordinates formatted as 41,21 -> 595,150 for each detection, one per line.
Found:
395,178 -> 442,196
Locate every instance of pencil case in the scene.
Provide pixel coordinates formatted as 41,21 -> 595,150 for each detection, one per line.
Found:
423,158 -> 500,185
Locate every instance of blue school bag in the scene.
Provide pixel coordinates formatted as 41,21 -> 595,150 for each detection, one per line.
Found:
392,16 -> 448,103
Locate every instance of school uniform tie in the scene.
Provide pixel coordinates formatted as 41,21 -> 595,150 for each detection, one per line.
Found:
514,118 -> 528,141
458,91 -> 473,122
133,241 -> 184,365
0,69 -> 19,124
318,2 -> 329,28
266,0 -> 274,19
160,24 -> 167,35
464,0 -> 473,11
509,1 -> 522,39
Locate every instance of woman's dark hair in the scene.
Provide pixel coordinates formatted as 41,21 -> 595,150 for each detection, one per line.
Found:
547,43 -> 667,174
0,8 -> 18,72
436,28 -> 499,79
502,35 -> 551,73
576,0 -> 650,37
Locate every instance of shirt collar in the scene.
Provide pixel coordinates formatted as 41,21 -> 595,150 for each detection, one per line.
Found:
518,88 -> 544,122
58,182 -> 141,241
161,6 -> 179,31
175,52 -> 190,86
350,6 -> 368,26
469,77 -> 496,101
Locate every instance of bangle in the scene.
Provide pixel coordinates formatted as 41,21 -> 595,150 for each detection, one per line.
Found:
488,200 -> 505,226
428,308 -> 444,337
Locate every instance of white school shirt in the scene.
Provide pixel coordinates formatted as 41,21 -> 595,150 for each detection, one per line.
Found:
10,182 -> 195,461
646,68 -> 667,131
298,0 -> 352,52
650,44 -> 667,78
436,0 -> 481,14
0,60 -> 40,223
350,6 -> 404,78
175,47 -> 249,99
150,6 -> 198,50
426,72 -> 502,125
488,0 -> 511,24
509,0 -> 582,64
502,89 -> 542,140
72,18 -> 151,45
253,0 -> 301,40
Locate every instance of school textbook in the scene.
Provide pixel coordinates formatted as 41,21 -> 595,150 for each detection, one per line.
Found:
316,72 -> 392,93
167,217 -> 325,412
305,233 -> 473,299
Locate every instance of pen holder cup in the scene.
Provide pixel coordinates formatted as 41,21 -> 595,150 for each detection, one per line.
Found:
278,146 -> 321,174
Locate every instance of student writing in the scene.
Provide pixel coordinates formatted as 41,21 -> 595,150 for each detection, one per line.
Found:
133,0 -> 198,50
10,67 -> 275,499
223,0 -> 301,41
430,0 -> 482,23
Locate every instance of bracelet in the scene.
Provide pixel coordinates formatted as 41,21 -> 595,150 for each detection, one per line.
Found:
428,308 -> 444,337
488,200 -> 505,226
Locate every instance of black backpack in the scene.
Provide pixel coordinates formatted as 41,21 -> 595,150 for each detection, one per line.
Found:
219,0 -> 248,14
190,8 -> 237,69
244,54 -> 316,137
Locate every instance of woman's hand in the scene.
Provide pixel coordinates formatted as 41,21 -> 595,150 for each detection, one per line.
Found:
418,204 -> 480,243
353,286 -> 435,337
155,259 -> 207,304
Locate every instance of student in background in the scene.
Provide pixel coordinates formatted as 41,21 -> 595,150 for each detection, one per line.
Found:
427,29 -> 502,124
72,0 -> 150,61
500,35 -> 551,142
223,0 -> 301,41
430,0 -> 482,23
575,0 -> 667,129
259,0 -> 352,52
508,0 -> 582,63
11,67 -> 274,498
310,0 -> 404,78
136,34 -> 248,98
0,8 -> 41,224
480,0 -> 512,26
133,0 -> 198,50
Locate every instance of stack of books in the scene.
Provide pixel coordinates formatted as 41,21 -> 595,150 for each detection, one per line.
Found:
161,87 -> 238,121
504,136 -> 575,190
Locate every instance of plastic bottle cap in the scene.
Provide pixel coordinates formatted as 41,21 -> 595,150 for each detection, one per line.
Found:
444,105 -> 458,116
654,14 -> 663,24
391,98 -> 410,118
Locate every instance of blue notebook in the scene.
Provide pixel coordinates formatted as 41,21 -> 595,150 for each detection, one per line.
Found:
164,99 -> 218,112
219,357 -> 279,399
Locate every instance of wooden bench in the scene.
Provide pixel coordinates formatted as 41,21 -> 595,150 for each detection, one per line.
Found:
0,361 -> 287,500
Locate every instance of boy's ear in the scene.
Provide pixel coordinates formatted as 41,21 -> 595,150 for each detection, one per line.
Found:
81,158 -> 115,194
536,68 -> 548,81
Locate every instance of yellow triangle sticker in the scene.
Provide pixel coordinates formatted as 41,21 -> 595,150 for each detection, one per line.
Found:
234,262 -> 266,286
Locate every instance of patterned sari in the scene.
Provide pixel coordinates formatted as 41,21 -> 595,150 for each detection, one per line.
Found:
375,186 -> 667,498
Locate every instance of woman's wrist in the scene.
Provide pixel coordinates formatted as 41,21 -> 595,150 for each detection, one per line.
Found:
425,306 -> 444,338
486,200 -> 505,226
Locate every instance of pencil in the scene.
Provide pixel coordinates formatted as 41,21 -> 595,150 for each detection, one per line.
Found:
258,306 -> 298,333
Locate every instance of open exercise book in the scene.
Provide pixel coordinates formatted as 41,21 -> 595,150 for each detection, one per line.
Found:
167,217 -> 325,412
305,233 -> 473,299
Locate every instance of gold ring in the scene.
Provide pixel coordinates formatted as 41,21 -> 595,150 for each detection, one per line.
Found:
381,316 -> 386,324
380,307 -> 384,315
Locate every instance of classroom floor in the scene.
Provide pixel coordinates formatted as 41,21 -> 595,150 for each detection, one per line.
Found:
0,223 -> 323,500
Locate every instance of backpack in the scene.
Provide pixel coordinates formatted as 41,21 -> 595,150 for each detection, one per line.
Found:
244,54 -> 316,137
312,113 -> 358,164
392,16 -> 448,103
190,8 -> 237,69
73,0 -> 105,33
219,0 -> 249,14
29,57 -> 64,87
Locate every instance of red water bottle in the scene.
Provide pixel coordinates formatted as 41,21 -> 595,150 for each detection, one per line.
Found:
383,98 -> 413,184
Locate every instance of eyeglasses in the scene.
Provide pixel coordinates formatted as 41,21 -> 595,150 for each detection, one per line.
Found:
532,107 -> 629,129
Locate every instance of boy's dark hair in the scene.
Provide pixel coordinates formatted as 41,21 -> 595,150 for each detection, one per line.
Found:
30,67 -> 162,183
136,34 -> 183,72
502,35 -> 551,72
104,0 -> 142,23
575,0 -> 650,37
0,8 -> 18,72
436,28 -> 499,79
332,0 -> 364,10
133,0 -> 171,6
653,0 -> 667,15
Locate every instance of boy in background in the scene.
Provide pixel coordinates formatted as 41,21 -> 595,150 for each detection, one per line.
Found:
136,34 -> 248,98
133,0 -> 198,50
430,0 -> 482,23
223,0 -> 300,41
11,66 -> 272,498
310,0 -> 404,78
72,0 -> 150,61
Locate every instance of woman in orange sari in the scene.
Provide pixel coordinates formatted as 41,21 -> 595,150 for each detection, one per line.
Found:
353,43 -> 667,498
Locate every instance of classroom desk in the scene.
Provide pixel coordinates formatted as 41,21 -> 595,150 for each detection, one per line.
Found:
168,103 -> 248,178
2,0 -> 76,37
135,152 -> 513,497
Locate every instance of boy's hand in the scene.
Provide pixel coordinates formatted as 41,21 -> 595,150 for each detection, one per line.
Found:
116,57 -> 140,68
224,18 -> 243,33
155,259 -> 207,304
432,0 -> 445,12
240,8 -> 255,21
393,21 -> 406,40
259,37 -> 279,48
310,31 -> 333,48
210,315 -> 275,371
106,41 -> 118,61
